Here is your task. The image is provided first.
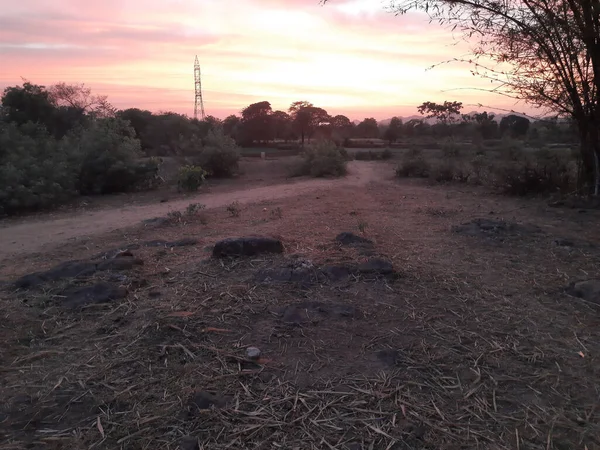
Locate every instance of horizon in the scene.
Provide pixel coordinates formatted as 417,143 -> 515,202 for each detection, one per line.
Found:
1,0 -> 536,121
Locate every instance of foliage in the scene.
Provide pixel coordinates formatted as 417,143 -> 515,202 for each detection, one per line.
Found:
227,201 -> 241,217
441,139 -> 461,158
185,202 -> 206,215
418,101 -> 463,124
74,118 -> 155,195
396,155 -> 430,178
0,122 -> 78,215
240,101 -> 273,144
177,165 -> 207,192
354,118 -> 380,138
499,115 -> 531,138
289,101 -> 330,145
193,128 -> 241,177
297,140 -> 348,177
49,82 -> 115,118
384,117 -> 403,143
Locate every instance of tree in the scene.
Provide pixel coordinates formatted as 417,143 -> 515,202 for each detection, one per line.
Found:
223,115 -> 241,141
324,0 -> 600,193
49,82 -> 115,118
118,108 -> 154,140
330,114 -> 354,144
271,110 -> 294,141
463,112 -> 499,139
355,118 -> 380,138
1,82 -> 56,128
417,101 -> 463,125
499,115 -> 530,138
288,101 -> 329,145
240,101 -> 273,144
384,116 -> 403,144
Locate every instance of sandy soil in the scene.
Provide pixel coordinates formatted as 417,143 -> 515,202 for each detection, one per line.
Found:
0,162 -> 380,261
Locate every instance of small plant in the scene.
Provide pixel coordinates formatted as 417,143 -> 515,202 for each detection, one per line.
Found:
429,160 -> 456,183
358,221 -> 368,234
270,207 -> 283,219
177,165 -> 207,192
227,201 -> 241,217
381,148 -> 393,160
297,141 -> 348,177
441,139 -> 461,158
167,210 -> 183,223
185,202 -> 206,215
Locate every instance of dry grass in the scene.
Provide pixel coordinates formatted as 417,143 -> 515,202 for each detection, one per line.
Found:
1,174 -> 600,449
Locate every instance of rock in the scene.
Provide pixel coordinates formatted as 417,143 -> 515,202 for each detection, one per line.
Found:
188,391 -> 226,412
142,217 -> 169,227
246,347 -> 261,360
179,436 -> 199,450
169,238 -> 198,247
63,282 -> 127,308
97,257 -> 144,271
14,260 -> 98,289
554,238 -> 575,247
452,218 -> 541,238
566,280 -> 600,304
376,349 -> 400,367
358,258 -> 394,275
279,301 -> 359,325
335,232 -> 373,246
320,264 -> 354,282
212,237 -> 283,258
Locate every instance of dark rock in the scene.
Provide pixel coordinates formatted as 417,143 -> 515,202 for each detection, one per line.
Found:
179,436 -> 199,450
63,282 -> 127,308
335,232 -> 373,246
169,238 -> 198,247
142,217 -> 169,227
377,349 -> 400,367
566,280 -> 600,304
358,258 -> 394,275
279,301 -> 359,325
212,237 -> 283,258
93,244 -> 141,260
15,261 -> 97,289
97,257 -> 144,271
554,238 -> 575,247
452,219 -> 541,238
189,391 -> 226,412
148,290 -> 162,298
320,264 -> 354,282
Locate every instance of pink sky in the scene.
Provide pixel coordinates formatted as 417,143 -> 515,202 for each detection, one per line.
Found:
0,0 -> 531,120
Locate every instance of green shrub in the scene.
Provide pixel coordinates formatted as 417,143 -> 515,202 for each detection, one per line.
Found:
492,152 -> 575,196
298,141 -> 348,177
396,157 -> 430,178
177,165 -> 207,192
74,118 -> 156,195
193,128 -> 240,177
0,122 -> 79,215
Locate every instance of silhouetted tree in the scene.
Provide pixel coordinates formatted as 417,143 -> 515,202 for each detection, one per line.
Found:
499,115 -> 530,138
355,118 -> 380,138
289,102 -> 329,145
49,82 -> 115,118
384,117 -> 403,144
240,101 -> 273,144
271,110 -> 294,141
222,115 -> 241,141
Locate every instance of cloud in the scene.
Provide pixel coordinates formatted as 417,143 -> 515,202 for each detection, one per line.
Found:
0,0 -> 530,119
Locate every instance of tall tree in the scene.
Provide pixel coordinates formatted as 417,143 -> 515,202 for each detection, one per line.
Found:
240,101 -> 273,144
499,115 -> 531,138
355,118 -> 380,138
288,101 -> 329,145
323,0 -> 600,193
384,116 -> 403,144
417,101 -> 463,125
271,110 -> 294,141
49,82 -> 115,118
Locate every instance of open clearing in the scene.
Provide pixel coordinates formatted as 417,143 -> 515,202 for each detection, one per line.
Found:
1,160 -> 599,449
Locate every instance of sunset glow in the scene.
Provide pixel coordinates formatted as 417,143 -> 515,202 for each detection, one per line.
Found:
0,0 -> 527,119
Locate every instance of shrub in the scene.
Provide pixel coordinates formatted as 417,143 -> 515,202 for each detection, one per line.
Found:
429,160 -> 456,182
499,137 -> 525,161
354,151 -> 371,160
492,152 -> 575,196
396,157 -> 430,178
298,141 -> 348,177
0,122 -> 79,215
381,148 -> 393,160
441,139 -> 461,158
74,118 -> 156,195
193,128 -> 240,177
177,165 -> 207,192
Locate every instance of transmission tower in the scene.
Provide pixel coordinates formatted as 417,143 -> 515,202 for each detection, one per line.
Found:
194,55 -> 206,120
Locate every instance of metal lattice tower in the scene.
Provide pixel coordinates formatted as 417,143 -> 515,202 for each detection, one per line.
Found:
194,55 -> 206,120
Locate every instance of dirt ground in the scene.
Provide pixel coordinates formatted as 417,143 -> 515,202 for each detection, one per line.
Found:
1,160 -> 600,449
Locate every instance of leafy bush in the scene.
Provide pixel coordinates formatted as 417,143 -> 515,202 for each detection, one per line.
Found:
499,137 -> 525,161
396,150 -> 430,178
381,148 -> 393,160
177,165 -> 207,192
354,151 -> 371,161
0,122 -> 79,215
193,128 -> 240,177
492,150 -> 575,195
74,118 -> 156,195
297,141 -> 348,177
441,139 -> 461,158
429,160 -> 456,182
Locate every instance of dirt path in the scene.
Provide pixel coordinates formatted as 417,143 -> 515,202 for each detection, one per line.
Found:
0,162 -> 383,259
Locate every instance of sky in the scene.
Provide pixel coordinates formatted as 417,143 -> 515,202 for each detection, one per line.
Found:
0,0 -> 531,121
